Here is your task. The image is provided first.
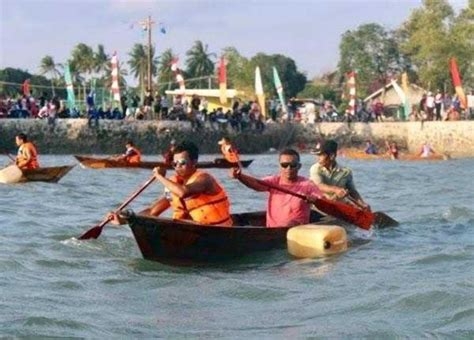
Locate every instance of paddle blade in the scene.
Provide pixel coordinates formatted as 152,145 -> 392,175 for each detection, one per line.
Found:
313,198 -> 375,230
78,225 -> 104,240
374,212 -> 399,229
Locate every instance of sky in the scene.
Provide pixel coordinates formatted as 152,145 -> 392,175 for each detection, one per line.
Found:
0,0 -> 468,86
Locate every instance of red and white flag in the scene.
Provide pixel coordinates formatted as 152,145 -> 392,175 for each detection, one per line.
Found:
347,71 -> 356,116
111,52 -> 121,102
171,57 -> 185,95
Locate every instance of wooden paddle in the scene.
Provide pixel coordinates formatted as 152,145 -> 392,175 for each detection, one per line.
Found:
253,177 -> 375,230
346,196 -> 399,228
78,175 -> 156,240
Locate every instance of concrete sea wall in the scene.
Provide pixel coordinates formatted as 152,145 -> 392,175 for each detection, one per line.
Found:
0,119 -> 473,158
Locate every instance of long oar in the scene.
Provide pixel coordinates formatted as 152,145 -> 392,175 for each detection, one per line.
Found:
253,177 -> 375,230
346,196 -> 399,228
78,175 -> 156,240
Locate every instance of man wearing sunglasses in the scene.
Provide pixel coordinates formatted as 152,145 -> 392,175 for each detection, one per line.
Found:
149,141 -> 233,226
109,141 -> 233,227
310,140 -> 370,210
231,148 -> 322,228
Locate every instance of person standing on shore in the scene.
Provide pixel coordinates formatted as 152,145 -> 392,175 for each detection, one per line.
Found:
15,133 -> 39,170
310,140 -> 370,210
163,139 -> 177,167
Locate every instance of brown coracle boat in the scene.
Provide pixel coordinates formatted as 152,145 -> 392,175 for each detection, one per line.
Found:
339,149 -> 449,161
125,210 -> 325,265
74,155 -> 253,170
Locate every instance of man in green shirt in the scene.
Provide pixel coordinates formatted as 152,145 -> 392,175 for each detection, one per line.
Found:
310,140 -> 370,210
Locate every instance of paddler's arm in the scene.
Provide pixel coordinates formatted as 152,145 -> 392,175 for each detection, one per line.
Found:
345,177 -> 371,211
148,197 -> 171,216
153,167 -> 214,198
229,167 -> 268,192
16,149 -> 31,168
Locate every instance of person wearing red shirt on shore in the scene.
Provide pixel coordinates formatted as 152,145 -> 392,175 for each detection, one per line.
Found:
218,136 -> 240,164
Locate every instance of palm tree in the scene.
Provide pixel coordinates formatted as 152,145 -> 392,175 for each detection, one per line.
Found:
94,44 -> 109,77
71,43 -> 96,102
39,55 -> 61,95
128,43 -> 158,95
157,48 -> 176,93
185,40 -> 216,88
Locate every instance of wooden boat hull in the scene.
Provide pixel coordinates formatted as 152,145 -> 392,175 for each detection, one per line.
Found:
126,211 -> 323,265
74,155 -> 253,170
340,149 -> 448,161
20,165 -> 75,183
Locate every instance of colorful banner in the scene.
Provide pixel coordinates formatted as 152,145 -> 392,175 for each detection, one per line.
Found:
218,56 -> 227,104
347,71 -> 356,116
449,57 -> 467,109
391,79 -> 409,120
171,58 -> 185,95
64,62 -> 75,109
255,66 -> 266,117
272,67 -> 287,113
111,52 -> 121,103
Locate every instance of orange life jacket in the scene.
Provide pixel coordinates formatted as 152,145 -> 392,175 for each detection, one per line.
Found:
169,170 -> 233,227
17,142 -> 39,169
125,146 -> 141,164
220,144 -> 240,163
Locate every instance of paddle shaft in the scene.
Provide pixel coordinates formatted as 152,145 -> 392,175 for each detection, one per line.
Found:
253,177 -> 374,230
78,175 -> 156,240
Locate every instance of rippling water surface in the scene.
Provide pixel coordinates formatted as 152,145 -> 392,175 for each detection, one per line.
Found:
1,154 -> 473,337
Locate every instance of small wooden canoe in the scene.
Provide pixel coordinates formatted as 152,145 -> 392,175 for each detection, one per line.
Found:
0,165 -> 74,183
340,149 -> 449,161
126,210 -> 324,265
74,155 -> 253,170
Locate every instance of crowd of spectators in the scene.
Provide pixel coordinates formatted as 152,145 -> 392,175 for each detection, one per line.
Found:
1,88 -> 473,130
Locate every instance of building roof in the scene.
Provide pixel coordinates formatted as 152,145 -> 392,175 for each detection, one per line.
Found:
165,89 -> 240,98
364,82 -> 426,102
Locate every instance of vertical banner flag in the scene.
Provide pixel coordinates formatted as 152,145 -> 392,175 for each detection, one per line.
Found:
255,66 -> 266,117
401,72 -> 410,113
22,79 -> 30,96
449,57 -> 467,109
64,62 -> 75,109
272,67 -> 287,113
111,52 -> 121,102
391,79 -> 408,120
218,56 -> 227,104
171,58 -> 186,96
347,71 -> 356,116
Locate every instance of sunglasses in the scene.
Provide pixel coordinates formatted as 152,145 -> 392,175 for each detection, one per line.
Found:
280,162 -> 299,169
172,159 -> 188,167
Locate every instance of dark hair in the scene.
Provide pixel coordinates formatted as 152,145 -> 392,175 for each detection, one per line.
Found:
16,133 -> 28,142
174,141 -> 199,161
126,140 -> 134,146
279,148 -> 300,162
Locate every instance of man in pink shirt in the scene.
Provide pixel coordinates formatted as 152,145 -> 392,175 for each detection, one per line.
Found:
231,149 -> 322,227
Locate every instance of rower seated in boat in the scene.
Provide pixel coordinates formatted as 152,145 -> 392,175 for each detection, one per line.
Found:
231,148 -> 323,227
114,140 -> 142,164
109,141 -> 233,227
419,141 -> 437,158
218,136 -> 240,164
310,140 -> 371,211
15,133 -> 40,170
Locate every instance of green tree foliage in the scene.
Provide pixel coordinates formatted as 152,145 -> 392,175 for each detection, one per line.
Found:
185,40 -> 216,88
338,23 -> 406,97
449,0 -> 474,88
298,84 -> 337,102
0,67 -> 59,97
398,0 -> 458,90
39,55 -> 62,95
94,44 -> 109,76
70,43 -> 96,83
157,48 -> 177,93
127,43 -> 158,92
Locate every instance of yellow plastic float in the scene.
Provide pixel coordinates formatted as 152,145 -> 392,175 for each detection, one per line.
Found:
0,165 -> 23,184
287,224 -> 348,258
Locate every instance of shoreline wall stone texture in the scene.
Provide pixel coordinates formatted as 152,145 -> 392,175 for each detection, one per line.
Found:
0,119 -> 472,158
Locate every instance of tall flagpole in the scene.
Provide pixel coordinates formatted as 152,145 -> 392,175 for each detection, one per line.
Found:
140,15 -> 155,93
